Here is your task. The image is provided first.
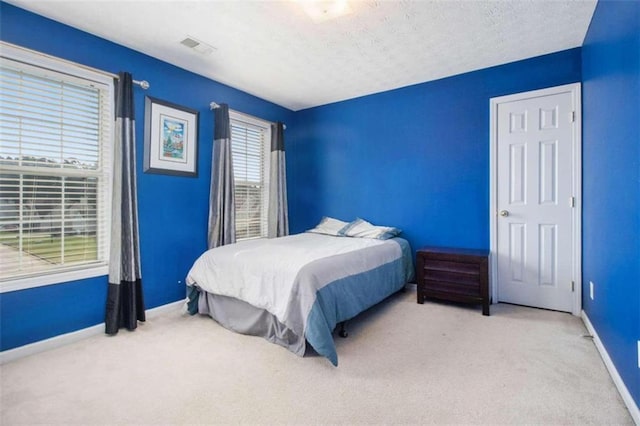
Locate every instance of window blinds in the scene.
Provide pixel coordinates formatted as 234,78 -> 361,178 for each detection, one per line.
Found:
230,116 -> 269,240
0,58 -> 112,282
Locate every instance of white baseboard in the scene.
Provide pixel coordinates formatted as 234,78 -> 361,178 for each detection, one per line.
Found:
0,300 -> 184,365
581,311 -> 640,424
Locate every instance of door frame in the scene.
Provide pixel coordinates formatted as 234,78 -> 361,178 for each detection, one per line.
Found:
489,83 -> 582,316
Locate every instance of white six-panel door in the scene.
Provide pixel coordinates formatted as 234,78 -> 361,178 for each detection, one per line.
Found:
490,84 -> 581,314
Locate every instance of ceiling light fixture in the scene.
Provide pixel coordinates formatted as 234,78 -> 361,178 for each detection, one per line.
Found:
180,36 -> 216,55
298,0 -> 353,23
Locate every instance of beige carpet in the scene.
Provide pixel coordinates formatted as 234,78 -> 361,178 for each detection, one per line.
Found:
0,287 -> 633,425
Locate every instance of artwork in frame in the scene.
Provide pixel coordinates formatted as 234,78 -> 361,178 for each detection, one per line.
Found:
144,96 -> 199,177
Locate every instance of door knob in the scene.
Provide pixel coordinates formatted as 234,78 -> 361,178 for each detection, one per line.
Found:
499,210 -> 509,217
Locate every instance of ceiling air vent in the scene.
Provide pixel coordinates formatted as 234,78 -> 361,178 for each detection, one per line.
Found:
180,36 -> 215,55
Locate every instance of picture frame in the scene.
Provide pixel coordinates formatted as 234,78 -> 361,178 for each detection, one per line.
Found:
144,96 -> 199,177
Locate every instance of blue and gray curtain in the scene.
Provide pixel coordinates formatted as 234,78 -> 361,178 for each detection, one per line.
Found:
268,122 -> 289,238
208,103 -> 236,249
105,72 -> 145,335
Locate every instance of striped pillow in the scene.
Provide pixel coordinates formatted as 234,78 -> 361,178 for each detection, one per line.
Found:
339,218 -> 401,240
306,216 -> 349,236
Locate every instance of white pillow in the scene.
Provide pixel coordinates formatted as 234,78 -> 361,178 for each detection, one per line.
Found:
306,216 -> 349,236
339,218 -> 401,240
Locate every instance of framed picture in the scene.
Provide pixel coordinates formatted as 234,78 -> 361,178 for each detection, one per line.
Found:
144,96 -> 199,177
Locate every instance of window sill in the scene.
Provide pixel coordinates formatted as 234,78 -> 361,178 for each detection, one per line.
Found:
0,265 -> 108,293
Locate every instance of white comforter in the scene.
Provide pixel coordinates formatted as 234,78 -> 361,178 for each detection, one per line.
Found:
186,233 -> 392,323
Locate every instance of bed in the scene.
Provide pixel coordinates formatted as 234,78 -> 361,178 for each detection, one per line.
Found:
185,223 -> 414,366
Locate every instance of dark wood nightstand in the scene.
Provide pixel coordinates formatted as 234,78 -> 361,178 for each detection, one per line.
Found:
416,246 -> 491,316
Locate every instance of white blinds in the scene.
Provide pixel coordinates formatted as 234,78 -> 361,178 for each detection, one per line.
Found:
230,114 -> 270,240
0,57 -> 113,283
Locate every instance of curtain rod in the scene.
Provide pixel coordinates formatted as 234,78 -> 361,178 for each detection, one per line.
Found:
210,101 -> 286,129
124,77 -> 150,90
108,72 -> 149,89
1,41 -> 150,90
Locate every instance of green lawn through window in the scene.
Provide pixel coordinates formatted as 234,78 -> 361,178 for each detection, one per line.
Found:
0,231 -> 97,264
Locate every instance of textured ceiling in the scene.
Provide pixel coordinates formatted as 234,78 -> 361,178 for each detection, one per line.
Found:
6,0 -> 597,111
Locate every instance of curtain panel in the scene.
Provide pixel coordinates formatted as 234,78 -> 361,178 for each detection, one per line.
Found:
268,122 -> 289,238
105,72 -> 145,335
208,103 -> 236,249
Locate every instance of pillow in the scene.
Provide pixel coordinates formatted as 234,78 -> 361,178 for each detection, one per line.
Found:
339,218 -> 401,240
306,216 -> 349,236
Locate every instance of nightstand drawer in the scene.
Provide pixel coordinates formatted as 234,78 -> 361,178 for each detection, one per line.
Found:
423,279 -> 480,297
423,266 -> 480,286
423,259 -> 480,275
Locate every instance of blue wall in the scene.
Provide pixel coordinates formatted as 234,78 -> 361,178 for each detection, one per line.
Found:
289,49 -> 582,255
582,0 -> 640,406
0,3 -> 295,350
2,5 -> 638,410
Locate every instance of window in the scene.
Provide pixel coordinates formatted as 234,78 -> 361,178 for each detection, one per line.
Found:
0,43 -> 114,291
229,111 -> 271,240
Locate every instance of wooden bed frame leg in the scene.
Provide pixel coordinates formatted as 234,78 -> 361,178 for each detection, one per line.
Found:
338,321 -> 348,338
